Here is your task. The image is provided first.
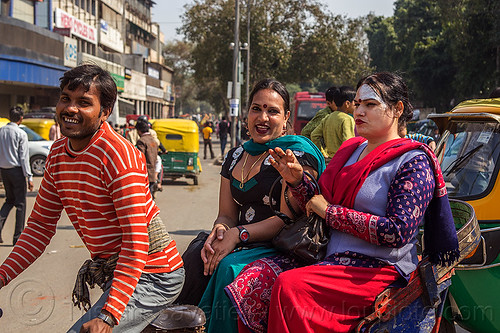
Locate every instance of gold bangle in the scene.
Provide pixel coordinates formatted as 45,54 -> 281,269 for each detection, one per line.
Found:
214,223 -> 231,231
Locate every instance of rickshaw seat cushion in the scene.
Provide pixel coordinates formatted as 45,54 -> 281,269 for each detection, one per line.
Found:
148,304 -> 206,330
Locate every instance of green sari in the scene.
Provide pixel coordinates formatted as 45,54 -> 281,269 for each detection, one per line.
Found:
198,135 -> 325,333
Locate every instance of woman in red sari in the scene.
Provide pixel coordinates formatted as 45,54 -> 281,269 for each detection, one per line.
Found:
229,72 -> 459,333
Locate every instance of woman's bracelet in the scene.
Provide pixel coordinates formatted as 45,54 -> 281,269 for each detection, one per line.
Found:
214,223 -> 231,231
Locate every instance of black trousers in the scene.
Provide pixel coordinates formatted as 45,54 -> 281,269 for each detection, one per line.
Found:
0,167 -> 27,244
203,139 -> 215,159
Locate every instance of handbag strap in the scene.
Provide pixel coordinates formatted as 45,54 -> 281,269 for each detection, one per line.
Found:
268,171 -> 320,225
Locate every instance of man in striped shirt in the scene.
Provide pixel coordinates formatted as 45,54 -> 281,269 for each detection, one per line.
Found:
0,64 -> 184,332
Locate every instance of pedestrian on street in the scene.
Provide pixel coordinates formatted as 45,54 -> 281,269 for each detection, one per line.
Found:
0,106 -> 34,244
49,115 -> 62,140
135,120 -> 159,199
301,86 -> 337,139
202,121 -> 215,159
0,64 -> 184,332
311,86 -> 356,162
217,116 -> 230,157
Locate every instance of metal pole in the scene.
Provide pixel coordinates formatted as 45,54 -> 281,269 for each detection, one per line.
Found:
245,0 -> 251,113
230,0 -> 240,148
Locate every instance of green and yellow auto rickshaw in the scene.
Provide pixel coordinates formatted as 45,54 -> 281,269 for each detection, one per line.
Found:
152,118 -> 202,185
429,98 -> 500,333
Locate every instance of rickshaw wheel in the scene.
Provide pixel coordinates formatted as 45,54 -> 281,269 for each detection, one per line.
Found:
193,176 -> 198,185
438,318 -> 456,333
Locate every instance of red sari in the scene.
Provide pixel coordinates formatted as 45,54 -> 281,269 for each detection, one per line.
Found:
267,137 -> 458,333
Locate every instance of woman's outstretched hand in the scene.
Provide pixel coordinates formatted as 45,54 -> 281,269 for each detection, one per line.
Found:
269,147 -> 303,187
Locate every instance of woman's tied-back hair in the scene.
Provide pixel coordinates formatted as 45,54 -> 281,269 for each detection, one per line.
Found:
248,78 -> 290,113
59,63 -> 117,114
356,72 -> 413,134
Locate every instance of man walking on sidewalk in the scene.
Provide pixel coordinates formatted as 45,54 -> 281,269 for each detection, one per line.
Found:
0,106 -> 34,245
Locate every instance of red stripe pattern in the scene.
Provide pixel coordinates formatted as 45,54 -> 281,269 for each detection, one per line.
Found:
0,122 -> 182,323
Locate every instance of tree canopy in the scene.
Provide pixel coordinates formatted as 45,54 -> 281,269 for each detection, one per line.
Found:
165,0 -> 500,116
171,0 -> 371,116
367,0 -> 500,111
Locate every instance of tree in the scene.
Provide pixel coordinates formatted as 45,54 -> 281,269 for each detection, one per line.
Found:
178,0 -> 371,115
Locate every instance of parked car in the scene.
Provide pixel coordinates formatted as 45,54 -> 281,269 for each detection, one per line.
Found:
19,125 -> 54,176
0,118 -> 53,177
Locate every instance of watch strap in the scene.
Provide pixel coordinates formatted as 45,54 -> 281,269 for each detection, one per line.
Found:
98,312 -> 115,327
236,225 -> 249,243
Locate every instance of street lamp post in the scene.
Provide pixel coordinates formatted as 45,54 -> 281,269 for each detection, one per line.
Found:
230,0 -> 240,148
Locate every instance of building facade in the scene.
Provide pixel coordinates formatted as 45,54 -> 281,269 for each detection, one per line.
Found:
0,0 -> 174,124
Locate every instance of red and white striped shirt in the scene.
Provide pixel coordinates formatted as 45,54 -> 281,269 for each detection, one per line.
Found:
0,121 -> 183,322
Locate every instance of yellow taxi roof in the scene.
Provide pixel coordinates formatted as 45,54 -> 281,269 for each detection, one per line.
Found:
429,98 -> 500,132
451,98 -> 500,115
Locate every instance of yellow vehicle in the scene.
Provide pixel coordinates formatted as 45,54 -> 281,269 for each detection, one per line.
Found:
152,118 -> 202,185
0,117 -> 9,127
21,118 -> 55,140
429,98 -> 500,332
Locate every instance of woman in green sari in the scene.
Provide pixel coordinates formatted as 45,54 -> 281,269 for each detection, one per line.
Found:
197,78 -> 325,332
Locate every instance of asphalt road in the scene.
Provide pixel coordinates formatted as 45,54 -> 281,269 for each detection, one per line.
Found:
0,140 -> 470,332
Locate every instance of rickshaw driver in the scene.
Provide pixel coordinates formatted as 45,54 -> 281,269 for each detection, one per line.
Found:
0,64 -> 185,332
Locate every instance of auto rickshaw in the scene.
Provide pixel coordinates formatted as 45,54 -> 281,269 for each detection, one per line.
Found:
427,98 -> 500,333
152,118 -> 202,185
21,118 -> 55,140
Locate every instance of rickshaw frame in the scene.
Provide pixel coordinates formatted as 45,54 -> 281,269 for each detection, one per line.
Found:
152,118 -> 202,186
428,98 -> 500,333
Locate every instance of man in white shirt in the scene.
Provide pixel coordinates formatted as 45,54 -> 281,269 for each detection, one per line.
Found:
0,106 -> 34,244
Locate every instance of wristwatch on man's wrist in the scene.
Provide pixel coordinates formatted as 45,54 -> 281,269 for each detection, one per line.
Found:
98,312 -> 116,327
236,225 -> 250,243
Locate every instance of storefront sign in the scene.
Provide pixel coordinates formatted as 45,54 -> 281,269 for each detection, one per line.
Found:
99,19 -> 124,53
63,36 -> 78,68
146,85 -> 164,98
55,8 -> 97,44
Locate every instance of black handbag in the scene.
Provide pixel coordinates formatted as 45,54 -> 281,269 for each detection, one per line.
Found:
269,171 -> 330,264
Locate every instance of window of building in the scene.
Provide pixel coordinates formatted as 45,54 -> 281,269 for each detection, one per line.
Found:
12,0 -> 34,24
35,0 -> 50,28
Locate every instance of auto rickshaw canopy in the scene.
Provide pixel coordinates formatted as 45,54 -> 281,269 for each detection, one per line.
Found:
152,118 -> 200,153
21,118 -> 56,140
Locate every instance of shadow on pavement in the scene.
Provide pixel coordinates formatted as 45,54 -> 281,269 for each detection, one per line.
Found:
169,229 -> 209,236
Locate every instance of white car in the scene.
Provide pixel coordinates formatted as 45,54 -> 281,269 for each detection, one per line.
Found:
19,125 -> 54,177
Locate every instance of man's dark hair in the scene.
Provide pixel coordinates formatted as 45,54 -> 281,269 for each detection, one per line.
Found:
59,63 -> 117,113
325,86 -> 338,103
333,86 -> 356,107
135,121 -> 150,133
9,106 -> 24,122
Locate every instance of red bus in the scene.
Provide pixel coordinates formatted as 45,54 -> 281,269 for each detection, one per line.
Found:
291,91 -> 327,135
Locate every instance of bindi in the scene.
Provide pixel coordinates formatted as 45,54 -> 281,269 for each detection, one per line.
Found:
263,104 -> 267,109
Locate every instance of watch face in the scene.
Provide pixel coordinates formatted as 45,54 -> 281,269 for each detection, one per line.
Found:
240,229 -> 249,243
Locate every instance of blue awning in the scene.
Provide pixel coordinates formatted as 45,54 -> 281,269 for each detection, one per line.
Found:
0,54 -> 69,87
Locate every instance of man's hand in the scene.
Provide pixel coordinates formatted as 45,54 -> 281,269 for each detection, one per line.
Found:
28,180 -> 34,192
79,318 -> 113,333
